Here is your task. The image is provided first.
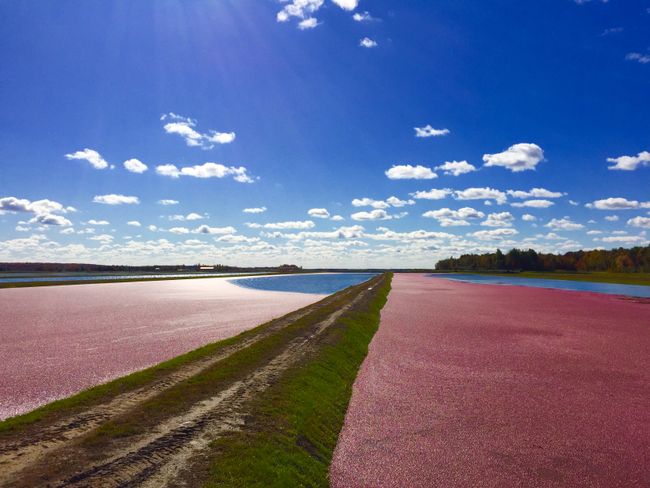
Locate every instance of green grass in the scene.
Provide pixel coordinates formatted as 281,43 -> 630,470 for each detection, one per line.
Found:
201,273 -> 392,488
478,271 -> 650,286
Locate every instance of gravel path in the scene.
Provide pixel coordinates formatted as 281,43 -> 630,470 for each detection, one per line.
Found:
331,273 -> 650,487
0,278 -> 323,420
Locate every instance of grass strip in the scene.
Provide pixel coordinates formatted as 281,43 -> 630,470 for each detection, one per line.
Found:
200,273 -> 392,487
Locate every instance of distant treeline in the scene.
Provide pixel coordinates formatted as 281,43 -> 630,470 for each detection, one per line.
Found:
435,245 -> 650,273
0,263 -> 303,274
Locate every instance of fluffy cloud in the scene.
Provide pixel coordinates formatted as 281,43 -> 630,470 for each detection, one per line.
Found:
194,225 -> 237,235
160,113 -> 235,149
352,196 -> 414,209
65,148 -> 109,170
385,164 -> 437,180
454,187 -> 507,205
627,216 -> 650,229
87,219 -> 109,225
470,228 -> 519,240
352,11 -> 373,21
276,0 -> 323,23
158,199 -> 179,206
127,221 -> 141,227
481,212 -> 515,227
351,209 -> 407,221
414,125 -> 450,138
156,162 -> 254,183
482,143 -> 544,172
423,207 -> 485,227
605,215 -> 619,222
93,194 -> 140,205
522,214 -> 537,222
331,0 -> 358,10
507,188 -> 565,199
123,158 -> 148,174
243,207 -> 267,214
262,225 -> 365,241
298,17 -> 320,29
169,213 -> 205,221
586,197 -> 650,210
308,208 -> 330,219
436,160 -> 476,176
410,188 -> 452,200
625,53 -> 650,64
359,37 -> 378,48
247,220 -> 315,230
545,218 -> 584,231
0,196 -> 74,226
169,227 -> 190,235
606,151 -> 650,171
511,199 -> 555,208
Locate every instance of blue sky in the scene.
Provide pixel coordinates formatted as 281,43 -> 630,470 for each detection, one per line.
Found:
0,0 -> 649,267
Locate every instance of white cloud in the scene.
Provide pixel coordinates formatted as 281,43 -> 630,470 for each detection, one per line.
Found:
156,162 -> 254,183
414,125 -> 450,138
511,199 -> 555,208
627,216 -> 650,229
89,234 -> 114,243
93,194 -> 140,205
410,188 -> 452,200
276,0 -> 324,23
352,11 -> 374,21
123,158 -> 148,174
243,207 -> 267,214
352,197 -> 414,209
65,148 -> 109,170
522,214 -> 537,222
625,53 -> 650,64
481,212 -> 514,227
0,196 -> 74,226
216,234 -> 260,244
586,197 -> 650,210
359,37 -> 378,48
194,225 -> 237,235
298,17 -> 320,29
436,160 -> 476,176
606,151 -> 650,171
482,143 -> 544,172
385,164 -> 437,180
587,230 -> 602,235
127,221 -> 141,227
507,188 -> 565,199
331,215 -> 345,221
169,213 -> 205,221
308,208 -> 330,219
331,0 -> 358,10
423,207 -> 485,227
545,218 -> 584,231
169,227 -> 190,235
247,220 -> 315,230
87,219 -> 109,226
605,215 -> 619,222
161,113 -> 235,149
351,209 -> 407,221
454,187 -> 507,205
158,199 -> 179,206
599,235 -> 648,245
470,228 -> 519,240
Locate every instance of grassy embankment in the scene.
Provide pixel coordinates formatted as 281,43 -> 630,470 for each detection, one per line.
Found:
478,271 -> 650,286
0,273 -> 391,488
201,273 -> 391,487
